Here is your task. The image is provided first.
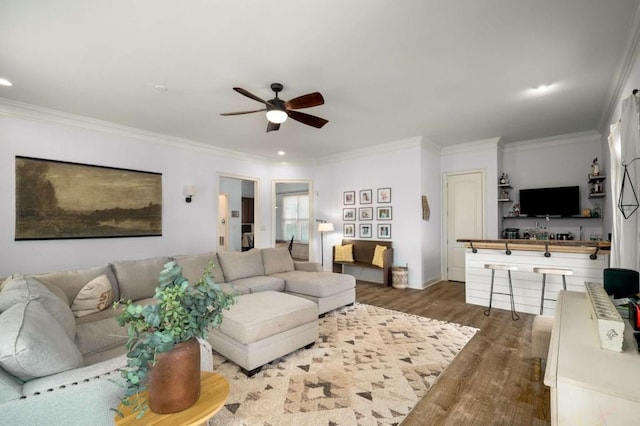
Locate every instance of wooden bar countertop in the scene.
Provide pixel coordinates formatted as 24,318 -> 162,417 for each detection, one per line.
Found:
457,238 -> 610,255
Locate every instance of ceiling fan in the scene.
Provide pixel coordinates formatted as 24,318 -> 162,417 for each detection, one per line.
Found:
220,83 -> 328,132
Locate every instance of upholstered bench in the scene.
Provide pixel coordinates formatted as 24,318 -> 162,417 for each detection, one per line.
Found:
207,291 -> 319,376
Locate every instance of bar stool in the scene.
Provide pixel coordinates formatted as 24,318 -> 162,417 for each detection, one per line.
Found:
484,264 -> 519,321
533,267 -> 573,315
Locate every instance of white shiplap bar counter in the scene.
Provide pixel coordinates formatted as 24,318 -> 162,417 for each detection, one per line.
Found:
458,239 -> 610,316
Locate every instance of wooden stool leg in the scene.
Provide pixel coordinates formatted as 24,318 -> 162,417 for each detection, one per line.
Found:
507,270 -> 520,321
484,269 -> 495,316
540,273 -> 547,315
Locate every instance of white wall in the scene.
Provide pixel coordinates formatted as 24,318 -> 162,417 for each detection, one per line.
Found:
314,138 -> 425,286
502,131 -> 604,240
420,140 -> 442,286
0,110 -> 274,276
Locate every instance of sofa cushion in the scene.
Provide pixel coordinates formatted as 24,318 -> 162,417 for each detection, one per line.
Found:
0,301 -> 83,381
71,275 -> 113,318
112,257 -> 170,302
173,252 -> 226,284
261,247 -> 295,276
276,271 -> 356,298
218,291 -> 317,344
75,317 -> 128,359
217,249 -> 264,282
231,275 -> 285,293
0,274 -> 76,340
34,263 -> 119,306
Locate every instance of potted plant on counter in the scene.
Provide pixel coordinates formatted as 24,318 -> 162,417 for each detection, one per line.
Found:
113,260 -> 236,419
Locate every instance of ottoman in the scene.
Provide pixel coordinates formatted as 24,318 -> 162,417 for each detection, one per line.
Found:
208,291 -> 319,375
273,270 -> 356,314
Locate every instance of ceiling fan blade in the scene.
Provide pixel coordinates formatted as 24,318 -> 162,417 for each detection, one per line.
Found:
287,110 -> 329,128
267,121 -> 280,132
220,108 -> 266,116
285,92 -> 325,110
233,87 -> 272,106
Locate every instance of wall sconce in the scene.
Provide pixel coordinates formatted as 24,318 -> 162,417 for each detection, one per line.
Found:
183,185 -> 196,203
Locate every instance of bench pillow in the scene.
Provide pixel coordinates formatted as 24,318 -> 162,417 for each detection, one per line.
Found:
217,249 -> 265,282
0,301 -> 83,381
372,245 -> 387,268
334,244 -> 354,262
0,274 -> 76,340
261,247 -> 295,276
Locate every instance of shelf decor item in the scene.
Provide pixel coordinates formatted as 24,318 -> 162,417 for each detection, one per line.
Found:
114,261 -> 237,419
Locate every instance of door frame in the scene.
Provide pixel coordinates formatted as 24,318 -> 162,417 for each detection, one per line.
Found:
217,173 -> 260,250
442,169 -> 486,281
272,179 -> 314,255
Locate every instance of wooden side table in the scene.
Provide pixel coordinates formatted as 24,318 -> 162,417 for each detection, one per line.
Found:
115,372 -> 229,425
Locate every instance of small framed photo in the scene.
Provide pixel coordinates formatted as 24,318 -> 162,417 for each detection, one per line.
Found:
343,191 -> 355,205
359,189 -> 372,204
377,206 -> 392,220
343,223 -> 355,238
231,210 -> 240,218
343,208 -> 356,221
377,188 -> 391,203
359,223 -> 372,238
377,223 -> 391,239
359,207 -> 373,221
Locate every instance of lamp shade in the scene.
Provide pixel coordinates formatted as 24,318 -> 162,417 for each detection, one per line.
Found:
318,222 -> 334,232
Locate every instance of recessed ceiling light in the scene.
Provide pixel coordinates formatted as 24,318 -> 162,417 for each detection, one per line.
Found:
531,83 -> 553,94
153,84 -> 168,92
0,78 -> 13,87
277,151 -> 285,156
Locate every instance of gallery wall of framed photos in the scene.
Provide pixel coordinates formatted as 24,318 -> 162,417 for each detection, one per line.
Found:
343,187 -> 392,239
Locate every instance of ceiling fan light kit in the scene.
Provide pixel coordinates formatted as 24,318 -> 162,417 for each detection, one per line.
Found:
221,82 -> 328,132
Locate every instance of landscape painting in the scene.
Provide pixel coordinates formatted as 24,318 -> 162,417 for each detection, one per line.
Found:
15,156 -> 162,240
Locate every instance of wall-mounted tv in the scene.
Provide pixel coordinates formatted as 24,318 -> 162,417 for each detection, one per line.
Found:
519,186 -> 580,217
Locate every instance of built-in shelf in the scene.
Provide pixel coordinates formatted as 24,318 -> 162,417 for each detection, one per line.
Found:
588,193 -> 606,199
498,199 -> 512,202
588,175 -> 606,199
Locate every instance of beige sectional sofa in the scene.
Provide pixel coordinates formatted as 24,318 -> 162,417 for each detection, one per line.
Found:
0,247 -> 355,425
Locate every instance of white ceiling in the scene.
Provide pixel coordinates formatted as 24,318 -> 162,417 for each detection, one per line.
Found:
1,0 -> 639,161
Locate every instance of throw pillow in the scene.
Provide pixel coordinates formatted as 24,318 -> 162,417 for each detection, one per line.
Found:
71,275 -> 113,318
0,274 -> 76,340
0,301 -> 83,381
334,244 -> 354,262
372,245 -> 387,268
217,249 -> 265,282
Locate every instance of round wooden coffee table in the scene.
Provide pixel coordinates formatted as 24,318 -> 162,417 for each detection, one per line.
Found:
114,371 -> 229,425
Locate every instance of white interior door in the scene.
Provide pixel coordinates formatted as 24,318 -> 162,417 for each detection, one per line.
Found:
218,194 -> 229,252
446,171 -> 484,282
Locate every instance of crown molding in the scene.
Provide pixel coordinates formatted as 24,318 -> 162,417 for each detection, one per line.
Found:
440,137 -> 502,155
598,2 -> 640,134
0,97 -> 270,163
502,130 -> 601,153
315,136 -> 423,165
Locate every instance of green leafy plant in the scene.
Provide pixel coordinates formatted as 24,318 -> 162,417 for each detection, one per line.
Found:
113,260 -> 237,418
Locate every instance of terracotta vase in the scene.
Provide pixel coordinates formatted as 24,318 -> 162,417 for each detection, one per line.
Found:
148,337 -> 201,414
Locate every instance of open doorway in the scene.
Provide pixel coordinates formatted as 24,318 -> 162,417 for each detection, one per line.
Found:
272,180 -> 312,260
219,175 -> 258,252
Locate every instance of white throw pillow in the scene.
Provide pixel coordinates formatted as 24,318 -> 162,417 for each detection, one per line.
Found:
0,301 -> 83,381
71,275 -> 114,318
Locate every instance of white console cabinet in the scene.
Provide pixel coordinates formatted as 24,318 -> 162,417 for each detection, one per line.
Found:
544,291 -> 640,425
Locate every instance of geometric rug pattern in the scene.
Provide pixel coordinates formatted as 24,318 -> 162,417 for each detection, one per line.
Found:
210,303 -> 478,426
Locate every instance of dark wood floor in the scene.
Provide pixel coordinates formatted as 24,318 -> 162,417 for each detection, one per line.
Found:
356,280 -> 550,426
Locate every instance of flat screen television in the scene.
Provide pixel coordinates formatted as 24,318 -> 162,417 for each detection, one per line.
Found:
519,186 -> 580,217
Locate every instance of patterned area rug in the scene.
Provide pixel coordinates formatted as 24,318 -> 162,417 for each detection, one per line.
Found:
210,303 -> 478,426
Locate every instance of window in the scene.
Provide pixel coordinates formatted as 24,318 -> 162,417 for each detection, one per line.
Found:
282,194 -> 309,243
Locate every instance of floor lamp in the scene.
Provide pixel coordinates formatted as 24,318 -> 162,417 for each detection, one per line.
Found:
317,221 -> 334,268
